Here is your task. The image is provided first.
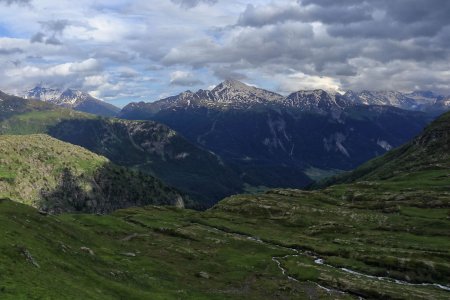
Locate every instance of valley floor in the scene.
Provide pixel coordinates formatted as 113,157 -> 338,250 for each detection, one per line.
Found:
1,180 -> 449,299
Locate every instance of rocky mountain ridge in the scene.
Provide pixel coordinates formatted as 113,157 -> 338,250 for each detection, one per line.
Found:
121,80 -> 450,116
24,86 -> 120,117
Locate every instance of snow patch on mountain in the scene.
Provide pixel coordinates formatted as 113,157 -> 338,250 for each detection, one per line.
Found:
24,86 -> 119,117
25,86 -> 97,107
377,140 -> 393,151
324,133 -> 350,157
120,80 -> 450,118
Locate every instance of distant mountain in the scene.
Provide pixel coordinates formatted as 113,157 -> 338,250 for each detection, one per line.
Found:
0,90 -> 55,120
121,81 -> 450,116
0,90 -> 244,208
121,80 -> 284,118
120,80 -> 432,189
24,86 -> 120,117
281,89 -> 352,113
344,90 -> 449,113
0,134 -> 183,213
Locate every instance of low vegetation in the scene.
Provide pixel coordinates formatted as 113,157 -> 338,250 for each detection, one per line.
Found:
0,134 -> 183,213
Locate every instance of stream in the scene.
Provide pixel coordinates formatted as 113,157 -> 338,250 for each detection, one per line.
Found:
204,224 -> 450,294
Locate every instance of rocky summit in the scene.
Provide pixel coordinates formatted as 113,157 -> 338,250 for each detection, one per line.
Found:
25,86 -> 120,117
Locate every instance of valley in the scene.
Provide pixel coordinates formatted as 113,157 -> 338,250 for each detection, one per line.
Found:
1,101 -> 449,299
121,81 -> 434,191
2,1 -> 450,299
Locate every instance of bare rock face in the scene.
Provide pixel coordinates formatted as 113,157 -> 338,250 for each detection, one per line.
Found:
80,247 -> 95,256
197,271 -> 210,279
173,195 -> 185,209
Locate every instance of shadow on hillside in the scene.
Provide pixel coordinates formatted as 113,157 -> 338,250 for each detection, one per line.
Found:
39,163 -> 184,214
46,118 -> 245,209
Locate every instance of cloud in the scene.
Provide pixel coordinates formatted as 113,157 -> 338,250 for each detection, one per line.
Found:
163,22 -> 314,66
213,66 -> 248,81
40,19 -> 69,34
30,20 -> 69,45
237,2 -> 371,27
171,0 -> 218,9
0,0 -> 30,5
0,47 -> 23,55
30,32 -> 45,43
276,72 -> 342,93
170,71 -> 204,86
3,58 -> 102,92
160,0 -> 450,94
1,0 -> 450,101
301,0 -> 450,40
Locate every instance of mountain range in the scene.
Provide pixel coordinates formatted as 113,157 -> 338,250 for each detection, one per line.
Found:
121,79 -> 450,113
4,81 -> 446,207
120,80 -> 437,190
24,86 -> 120,117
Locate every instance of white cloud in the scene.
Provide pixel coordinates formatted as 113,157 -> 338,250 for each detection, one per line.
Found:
170,70 -> 204,86
83,74 -> 108,87
276,72 -> 343,94
8,58 -> 100,78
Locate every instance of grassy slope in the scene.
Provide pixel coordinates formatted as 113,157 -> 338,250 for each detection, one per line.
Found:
0,199 -> 341,300
185,110 -> 450,297
0,94 -> 244,208
1,189 -> 448,299
205,188 -> 449,298
0,134 -> 182,213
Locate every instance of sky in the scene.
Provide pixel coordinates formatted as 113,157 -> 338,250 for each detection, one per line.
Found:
0,0 -> 449,107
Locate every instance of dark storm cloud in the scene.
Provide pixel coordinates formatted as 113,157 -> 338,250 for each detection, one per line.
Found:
44,36 -> 62,45
161,0 -> 450,94
238,3 -> 371,27
301,0 -> 450,39
30,20 -> 69,45
213,66 -> 248,81
30,32 -> 45,43
40,19 -> 69,34
171,0 -> 218,9
163,22 -> 314,66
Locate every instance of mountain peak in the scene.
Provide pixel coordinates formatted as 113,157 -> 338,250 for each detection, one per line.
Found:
283,89 -> 345,112
210,80 -> 283,104
23,86 -> 119,117
213,79 -> 253,92
221,79 -> 249,87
